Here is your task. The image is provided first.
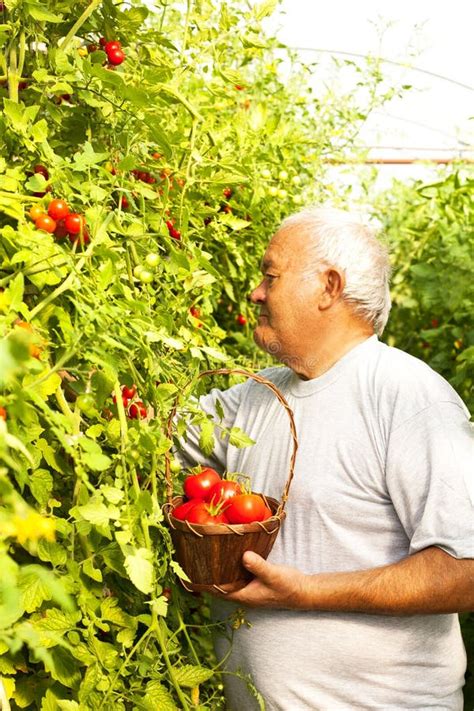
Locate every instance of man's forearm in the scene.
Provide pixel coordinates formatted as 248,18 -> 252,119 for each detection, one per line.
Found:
300,547 -> 474,615
226,546 -> 474,613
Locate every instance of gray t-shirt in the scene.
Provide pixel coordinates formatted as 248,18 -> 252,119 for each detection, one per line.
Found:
178,335 -> 474,710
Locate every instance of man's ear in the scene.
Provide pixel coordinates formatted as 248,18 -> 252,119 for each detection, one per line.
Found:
319,268 -> 345,310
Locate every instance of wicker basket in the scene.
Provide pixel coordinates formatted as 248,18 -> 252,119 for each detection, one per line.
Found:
163,368 -> 298,594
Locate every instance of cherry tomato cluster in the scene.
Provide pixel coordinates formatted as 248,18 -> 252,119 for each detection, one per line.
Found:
99,37 -> 126,66
131,168 -> 156,184
113,384 -> 147,419
171,467 -> 273,525
29,197 -> 89,244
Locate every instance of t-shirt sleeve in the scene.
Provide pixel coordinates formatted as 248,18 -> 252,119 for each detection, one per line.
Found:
385,401 -> 474,559
174,380 -> 249,473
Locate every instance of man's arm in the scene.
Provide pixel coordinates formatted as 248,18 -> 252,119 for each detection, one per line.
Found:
224,546 -> 474,614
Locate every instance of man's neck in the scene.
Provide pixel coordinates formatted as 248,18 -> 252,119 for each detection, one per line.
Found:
287,326 -> 375,381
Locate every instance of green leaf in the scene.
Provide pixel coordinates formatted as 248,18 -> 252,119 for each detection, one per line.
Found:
45,646 -> 81,689
253,0 -> 278,20
74,500 -> 112,526
83,558 -> 103,582
26,3 -> 63,22
18,567 -> 53,614
37,539 -> 67,567
199,418 -> 215,457
173,664 -> 214,687
142,681 -> 178,711
124,548 -> 154,594
227,427 -> 255,449
81,451 -> 112,471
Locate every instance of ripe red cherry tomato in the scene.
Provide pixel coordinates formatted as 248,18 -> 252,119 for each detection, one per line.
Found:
105,40 -> 121,53
183,468 -> 221,500
207,480 -> 242,506
237,314 -> 247,326
48,199 -> 70,221
34,164 -> 49,180
122,384 -> 136,400
35,214 -> 56,233
0,406 -> 7,421
107,48 -> 126,66
171,499 -> 201,521
64,213 -> 85,235
54,219 -> 69,239
128,401 -> 147,419
185,502 -> 228,525
99,37 -> 107,47
225,494 -> 269,524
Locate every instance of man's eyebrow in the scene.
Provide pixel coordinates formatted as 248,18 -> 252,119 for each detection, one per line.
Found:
260,258 -> 276,272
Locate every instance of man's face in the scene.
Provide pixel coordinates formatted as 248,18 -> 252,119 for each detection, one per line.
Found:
250,226 -> 324,364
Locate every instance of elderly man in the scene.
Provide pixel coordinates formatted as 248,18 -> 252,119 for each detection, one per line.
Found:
178,207 -> 474,710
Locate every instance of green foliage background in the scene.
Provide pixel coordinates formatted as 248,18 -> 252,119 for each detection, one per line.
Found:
0,0 -> 472,708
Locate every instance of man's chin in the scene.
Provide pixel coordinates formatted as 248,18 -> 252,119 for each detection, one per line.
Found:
253,327 -> 281,357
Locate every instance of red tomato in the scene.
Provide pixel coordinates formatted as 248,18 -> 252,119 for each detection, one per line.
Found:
236,314 -> 247,326
64,213 -> 85,235
99,37 -> 107,47
107,48 -> 126,66
34,164 -> 49,179
171,499 -> 201,521
54,219 -> 69,239
207,480 -> 242,506
35,214 -> 56,233
225,494 -> 268,524
105,40 -> 121,53
48,198 -> 69,221
0,406 -> 6,421
122,384 -> 136,400
185,502 -> 228,525
128,401 -> 147,419
183,468 -> 221,500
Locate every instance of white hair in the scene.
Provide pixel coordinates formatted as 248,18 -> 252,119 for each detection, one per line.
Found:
281,207 -> 392,335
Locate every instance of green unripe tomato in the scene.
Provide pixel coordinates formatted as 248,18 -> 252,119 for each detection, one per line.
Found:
268,186 -> 278,197
293,194 -> 303,204
277,188 -> 288,199
145,252 -> 160,268
133,265 -> 144,279
76,393 -> 96,416
292,175 -> 302,185
261,168 -> 272,179
278,170 -> 289,180
169,458 -> 181,473
139,270 -> 153,284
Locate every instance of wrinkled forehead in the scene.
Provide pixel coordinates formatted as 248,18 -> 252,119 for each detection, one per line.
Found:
262,226 -> 311,271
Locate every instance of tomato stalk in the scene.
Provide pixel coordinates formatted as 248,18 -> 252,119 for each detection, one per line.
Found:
154,616 -> 191,710
7,46 -> 18,103
181,0 -> 192,57
55,384 -> 80,434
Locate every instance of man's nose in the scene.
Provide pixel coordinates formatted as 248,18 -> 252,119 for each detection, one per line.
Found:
250,280 -> 265,304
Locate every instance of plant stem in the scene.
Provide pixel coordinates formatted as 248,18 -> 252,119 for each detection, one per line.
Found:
60,0 -> 103,53
155,617 -> 190,710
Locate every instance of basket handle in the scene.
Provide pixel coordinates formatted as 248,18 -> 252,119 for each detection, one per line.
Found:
165,368 -> 298,517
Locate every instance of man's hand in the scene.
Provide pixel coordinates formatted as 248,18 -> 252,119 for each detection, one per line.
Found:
224,551 -> 310,608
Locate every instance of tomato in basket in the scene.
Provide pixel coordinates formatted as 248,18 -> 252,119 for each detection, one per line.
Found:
225,494 -> 272,524
183,467 -> 221,500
